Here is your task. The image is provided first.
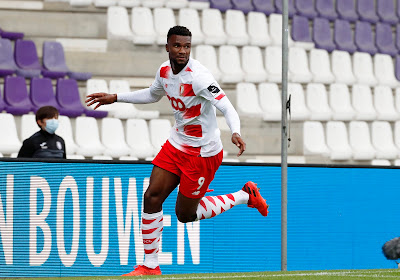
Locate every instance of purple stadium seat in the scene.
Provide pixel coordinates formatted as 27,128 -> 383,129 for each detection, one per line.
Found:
0,88 -> 5,112
56,79 -> 107,118
312,17 -> 336,52
376,22 -> 397,57
334,19 -> 357,54
292,15 -> 313,43
398,0 -> 400,19
30,77 -> 66,114
396,24 -> 400,53
0,38 -> 17,77
210,0 -> 232,12
274,0 -> 296,17
253,0 -> 275,15
336,0 -> 358,21
356,0 -> 379,23
315,0 -> 337,20
0,28 -> 24,40
354,21 -> 377,55
42,41 -> 92,81
231,0 -> 254,14
396,55 -> 400,81
3,76 -> 33,115
14,39 -> 41,78
295,0 -> 317,19
377,0 -> 397,24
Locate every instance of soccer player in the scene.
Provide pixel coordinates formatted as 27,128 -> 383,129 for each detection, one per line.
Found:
86,26 -> 269,276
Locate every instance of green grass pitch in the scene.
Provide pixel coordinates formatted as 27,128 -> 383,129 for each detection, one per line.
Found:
15,269 -> 400,280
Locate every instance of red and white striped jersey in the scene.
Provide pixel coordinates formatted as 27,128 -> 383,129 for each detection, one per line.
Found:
150,58 -> 227,157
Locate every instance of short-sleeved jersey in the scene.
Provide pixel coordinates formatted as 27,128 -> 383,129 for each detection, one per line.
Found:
149,58 -> 226,157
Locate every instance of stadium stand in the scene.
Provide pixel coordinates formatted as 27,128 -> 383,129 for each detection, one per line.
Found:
303,121 -> 330,158
225,9 -> 249,46
265,46 -> 282,83
309,48 -> 335,84
241,46 -> 267,83
14,39 -> 42,78
375,22 -> 397,56
252,0 -> 275,15
75,116 -> 106,157
20,114 -> 37,141
287,83 -> 310,121
269,13 -> 294,46
333,19 -> 357,54
374,54 -> 399,88
351,84 -> 377,121
329,83 -> 355,121
30,77 -> 63,113
107,6 -> 134,40
331,50 -> 356,85
202,8 -> 227,45
373,85 -> 399,121
179,8 -> 204,45
231,0 -> 254,14
258,82 -> 281,121
126,118 -> 155,159
291,15 -> 314,50
315,0 -> 337,20
349,121 -> 376,161
312,17 -> 336,52
357,0 -> 379,23
141,0 -> 165,8
377,0 -> 398,24
131,7 -> 156,45
352,52 -> 377,86
371,121 -> 398,160
154,7 -> 176,45
305,83 -> 332,121
235,83 -> 263,117
354,20 -> 378,55
326,121 -> 352,161
218,45 -> 244,83
274,0 -> 295,17
4,76 -> 32,115
101,117 -> 132,158
209,0 -> 232,12
57,115 -> 79,155
336,0 -> 358,22
247,11 -> 270,47
149,119 -> 172,154
188,0 -> 209,10
294,0 -> 317,19
194,45 -> 221,80
0,39 -> 17,77
288,47 -> 312,83
0,113 -> 22,156
165,0 -> 188,9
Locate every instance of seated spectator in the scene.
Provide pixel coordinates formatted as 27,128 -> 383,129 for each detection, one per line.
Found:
18,106 -> 66,158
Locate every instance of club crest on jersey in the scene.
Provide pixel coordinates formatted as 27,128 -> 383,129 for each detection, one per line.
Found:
180,84 -> 185,96
207,83 -> 220,96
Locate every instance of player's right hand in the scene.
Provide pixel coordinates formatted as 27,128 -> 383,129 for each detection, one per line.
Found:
85,93 -> 117,110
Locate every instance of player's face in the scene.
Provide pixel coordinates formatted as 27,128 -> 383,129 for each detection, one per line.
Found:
166,35 -> 191,66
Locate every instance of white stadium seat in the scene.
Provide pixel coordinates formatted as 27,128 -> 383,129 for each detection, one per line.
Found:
57,116 -> 79,155
218,45 -> 244,83
265,46 -> 282,83
101,118 -> 131,158
94,0 -> 117,7
329,83 -> 355,121
119,156 -> 139,160
303,121 -> 330,157
188,0 -> 209,9
222,158 -> 240,162
118,0 -> 140,7
331,50 -> 356,85
21,114 -> 38,141
374,85 -> 399,121
371,121 -> 398,159
241,46 -> 267,83
258,82 -> 281,121
92,155 -> 113,160
247,12 -> 271,47
126,119 -> 156,159
70,0 -> 92,6
305,83 -> 332,121
0,114 -> 21,155
194,45 -> 221,80
394,121 -> 400,151
288,47 -> 312,83
351,84 -> 377,121
179,8 -> 204,45
352,52 -> 377,86
269,13 -> 294,47
109,80 -> 159,119
349,121 -> 376,160
236,83 -> 263,117
149,119 -> 171,153
374,54 -> 400,88
326,121 -> 352,160
75,116 -> 105,157
309,49 -> 335,84
288,83 -> 310,121
225,9 -> 249,46
165,0 -> 188,9
154,8 -> 176,45
371,159 -> 391,165
107,6 -> 133,40
202,9 -> 227,46
395,88 -> 400,114
131,7 -> 156,45
67,154 -> 85,160
141,0 -> 165,8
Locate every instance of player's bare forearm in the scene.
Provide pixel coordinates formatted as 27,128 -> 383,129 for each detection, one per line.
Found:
85,93 -> 117,110
231,133 -> 246,157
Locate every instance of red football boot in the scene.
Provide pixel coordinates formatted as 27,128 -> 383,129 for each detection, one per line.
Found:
121,265 -> 162,276
242,181 -> 269,216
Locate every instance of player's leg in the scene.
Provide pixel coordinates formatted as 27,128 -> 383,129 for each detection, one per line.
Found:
175,150 -> 269,223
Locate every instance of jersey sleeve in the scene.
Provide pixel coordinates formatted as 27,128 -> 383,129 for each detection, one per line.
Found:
192,72 -> 226,104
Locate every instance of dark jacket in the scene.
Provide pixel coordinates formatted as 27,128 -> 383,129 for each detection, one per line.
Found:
17,130 -> 66,159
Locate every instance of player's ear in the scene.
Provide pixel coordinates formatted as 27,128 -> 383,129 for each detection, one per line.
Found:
165,43 -> 169,53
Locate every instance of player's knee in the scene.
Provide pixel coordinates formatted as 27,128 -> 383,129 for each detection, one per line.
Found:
175,209 -> 196,223
143,189 -> 162,207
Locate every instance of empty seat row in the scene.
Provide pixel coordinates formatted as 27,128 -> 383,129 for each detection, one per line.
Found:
237,82 -> 400,122
0,38 -> 91,80
0,76 -> 107,118
303,120 -> 400,161
109,8 -> 300,47
65,0 -> 203,9
194,45 -> 400,87
0,113 -> 172,159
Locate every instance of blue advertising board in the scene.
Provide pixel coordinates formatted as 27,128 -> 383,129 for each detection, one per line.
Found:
0,160 -> 398,277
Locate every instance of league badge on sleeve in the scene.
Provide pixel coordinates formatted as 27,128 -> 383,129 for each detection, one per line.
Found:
207,83 -> 221,96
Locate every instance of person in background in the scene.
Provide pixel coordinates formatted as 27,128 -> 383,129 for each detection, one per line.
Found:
18,105 -> 66,159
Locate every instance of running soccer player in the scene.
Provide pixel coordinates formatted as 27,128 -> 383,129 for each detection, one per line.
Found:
86,26 -> 269,276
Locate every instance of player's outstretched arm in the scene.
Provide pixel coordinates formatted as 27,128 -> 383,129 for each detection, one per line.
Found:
86,93 -> 117,110
232,132 -> 246,157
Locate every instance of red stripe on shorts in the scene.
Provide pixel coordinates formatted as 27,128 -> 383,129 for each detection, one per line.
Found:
184,125 -> 202,137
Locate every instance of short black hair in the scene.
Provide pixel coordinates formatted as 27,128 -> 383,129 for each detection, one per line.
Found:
36,106 -> 59,127
167,25 -> 192,41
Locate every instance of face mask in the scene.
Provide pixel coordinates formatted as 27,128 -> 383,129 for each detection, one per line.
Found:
45,118 -> 59,134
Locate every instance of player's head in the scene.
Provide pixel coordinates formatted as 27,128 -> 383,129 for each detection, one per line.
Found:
36,106 -> 59,133
166,26 -> 192,67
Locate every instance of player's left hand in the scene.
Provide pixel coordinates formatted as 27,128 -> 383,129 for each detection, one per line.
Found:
231,133 -> 246,157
